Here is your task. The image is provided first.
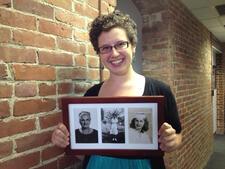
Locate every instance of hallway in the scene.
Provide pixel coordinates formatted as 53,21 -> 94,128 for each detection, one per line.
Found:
204,134 -> 225,169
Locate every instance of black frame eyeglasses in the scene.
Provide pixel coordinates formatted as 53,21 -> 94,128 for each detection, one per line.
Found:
98,41 -> 129,54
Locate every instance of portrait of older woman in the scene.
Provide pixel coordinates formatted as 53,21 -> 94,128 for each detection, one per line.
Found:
129,112 -> 152,144
75,111 -> 98,143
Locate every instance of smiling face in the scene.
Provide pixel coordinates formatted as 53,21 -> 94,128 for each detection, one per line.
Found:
133,114 -> 146,131
98,27 -> 136,76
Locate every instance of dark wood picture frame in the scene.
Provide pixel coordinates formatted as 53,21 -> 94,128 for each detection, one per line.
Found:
62,96 -> 165,156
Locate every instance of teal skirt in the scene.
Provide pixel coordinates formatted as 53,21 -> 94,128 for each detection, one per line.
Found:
86,155 -> 152,169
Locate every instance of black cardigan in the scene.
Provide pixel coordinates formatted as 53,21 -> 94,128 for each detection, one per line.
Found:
82,77 -> 182,169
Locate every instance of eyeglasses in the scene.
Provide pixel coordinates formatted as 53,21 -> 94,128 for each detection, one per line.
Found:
98,41 -> 129,54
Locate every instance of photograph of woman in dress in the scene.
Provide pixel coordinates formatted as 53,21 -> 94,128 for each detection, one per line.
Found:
101,108 -> 125,143
129,112 -> 152,144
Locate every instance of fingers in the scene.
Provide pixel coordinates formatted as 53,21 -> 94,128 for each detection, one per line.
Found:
58,123 -> 70,137
160,132 -> 176,143
160,140 -> 176,152
158,122 -> 178,152
51,123 -> 70,148
159,123 -> 174,135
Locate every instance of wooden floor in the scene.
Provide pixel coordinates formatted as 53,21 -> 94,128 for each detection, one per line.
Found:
204,134 -> 225,169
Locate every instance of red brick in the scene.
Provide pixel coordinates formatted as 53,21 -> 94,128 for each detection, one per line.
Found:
14,99 -> 56,116
58,155 -> 76,169
0,46 -> 36,63
88,0 -> 98,9
58,82 -> 73,94
74,29 -> 89,42
101,1 -> 109,15
14,0 -> 54,19
88,44 -> 96,55
55,9 -> 85,29
39,19 -> 72,38
32,161 -> 57,169
45,0 -> 72,11
74,54 -> 86,67
0,64 -> 8,79
0,27 -> 10,43
39,112 -> 62,129
42,146 -> 64,161
75,3 -> 98,18
88,56 -> 99,68
39,83 -> 56,96
38,51 -> 73,66
85,5 -> 98,19
57,97 -> 63,110
80,44 -> 86,53
0,0 -> 11,7
57,67 -> 87,80
88,69 -> 99,80
13,64 -> 56,81
15,131 -> 52,153
13,29 -> 55,49
140,1 -> 216,169
15,82 -> 37,97
0,83 -> 12,98
0,101 -> 10,118
57,38 -> 81,53
0,141 -> 12,158
74,82 -> 92,94
0,152 -> 40,169
0,119 -> 35,138
0,8 -> 36,30
152,43 -> 168,49
75,3 -> 85,15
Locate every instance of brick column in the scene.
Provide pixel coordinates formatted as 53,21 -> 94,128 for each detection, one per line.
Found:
0,0 -> 116,169
132,0 -> 218,168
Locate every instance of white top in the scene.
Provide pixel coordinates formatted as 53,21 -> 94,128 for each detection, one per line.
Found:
129,128 -> 151,144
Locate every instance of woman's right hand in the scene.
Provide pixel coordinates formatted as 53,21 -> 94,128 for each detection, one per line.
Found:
51,123 -> 70,148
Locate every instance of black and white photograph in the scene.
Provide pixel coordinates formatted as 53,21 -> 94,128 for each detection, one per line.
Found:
75,110 -> 98,143
101,108 -> 125,143
128,108 -> 153,144
62,96 -> 164,156
69,107 -> 99,145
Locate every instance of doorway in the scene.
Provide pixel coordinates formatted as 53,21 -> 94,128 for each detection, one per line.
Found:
212,46 -> 222,133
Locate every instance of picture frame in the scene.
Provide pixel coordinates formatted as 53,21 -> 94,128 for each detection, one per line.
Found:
62,96 -> 165,156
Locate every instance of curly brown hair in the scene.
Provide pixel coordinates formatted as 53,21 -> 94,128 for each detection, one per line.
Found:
89,10 -> 137,54
130,116 -> 149,133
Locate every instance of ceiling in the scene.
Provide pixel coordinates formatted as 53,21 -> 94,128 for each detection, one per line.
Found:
180,0 -> 225,42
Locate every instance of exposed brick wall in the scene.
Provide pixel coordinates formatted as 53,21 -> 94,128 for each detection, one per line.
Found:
223,44 -> 225,133
169,1 -> 213,169
0,0 -> 116,169
216,43 -> 225,134
132,0 -> 224,169
1,1 -> 225,169
215,53 -> 225,134
211,35 -> 225,134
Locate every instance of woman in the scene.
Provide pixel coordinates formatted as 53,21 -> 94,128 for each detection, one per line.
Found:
110,113 -> 119,142
129,113 -> 151,144
52,10 -> 182,169
75,111 -> 98,143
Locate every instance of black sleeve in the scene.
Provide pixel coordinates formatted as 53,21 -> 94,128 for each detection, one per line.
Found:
84,83 -> 103,96
162,85 -> 182,133
145,77 -> 182,133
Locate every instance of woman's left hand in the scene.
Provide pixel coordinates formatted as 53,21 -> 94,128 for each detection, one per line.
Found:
158,122 -> 182,152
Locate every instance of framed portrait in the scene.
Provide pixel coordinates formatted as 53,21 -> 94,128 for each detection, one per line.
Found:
62,96 -> 164,156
